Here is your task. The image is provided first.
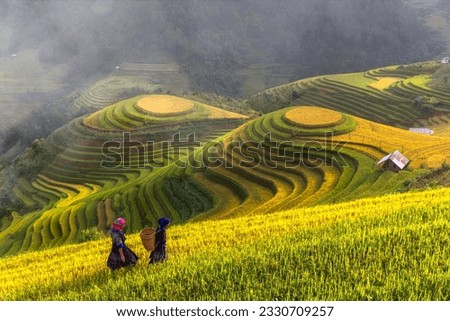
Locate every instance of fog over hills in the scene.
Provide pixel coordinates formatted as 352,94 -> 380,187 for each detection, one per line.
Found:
0,0 -> 446,156
1,0 -> 444,93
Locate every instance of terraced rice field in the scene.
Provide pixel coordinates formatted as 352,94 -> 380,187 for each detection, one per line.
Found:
284,106 -> 343,127
72,63 -> 191,112
73,76 -> 159,111
0,95 -> 247,256
136,95 -> 194,115
368,77 -> 402,90
3,99 -> 449,256
2,61 -> 450,259
248,61 -> 449,130
2,187 -> 450,300
171,105 -> 449,220
83,95 -> 247,132
116,62 -> 191,94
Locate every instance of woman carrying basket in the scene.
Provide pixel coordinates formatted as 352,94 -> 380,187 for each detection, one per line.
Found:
149,217 -> 170,264
107,217 -> 139,270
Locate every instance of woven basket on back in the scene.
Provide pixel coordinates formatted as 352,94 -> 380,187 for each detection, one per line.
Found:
140,227 -> 156,252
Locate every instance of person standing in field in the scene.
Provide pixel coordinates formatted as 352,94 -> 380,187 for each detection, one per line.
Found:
149,217 -> 170,264
107,217 -> 139,270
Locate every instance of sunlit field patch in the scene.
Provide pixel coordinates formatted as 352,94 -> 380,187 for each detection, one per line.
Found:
284,106 -> 343,128
136,95 -> 195,116
348,116 -> 450,168
368,77 -> 402,90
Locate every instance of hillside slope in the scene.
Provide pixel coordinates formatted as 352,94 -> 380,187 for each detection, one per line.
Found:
248,61 -> 450,131
2,62 -> 450,257
161,105 -> 450,221
2,102 -> 450,257
0,95 -> 248,256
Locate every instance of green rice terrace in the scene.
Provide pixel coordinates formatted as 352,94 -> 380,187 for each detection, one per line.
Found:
1,61 -> 450,258
73,62 -> 190,112
248,60 -> 450,134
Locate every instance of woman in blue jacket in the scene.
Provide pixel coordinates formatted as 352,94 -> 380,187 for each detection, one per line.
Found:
149,217 -> 170,264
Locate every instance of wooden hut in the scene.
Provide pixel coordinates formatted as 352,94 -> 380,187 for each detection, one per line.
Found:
376,150 -> 410,172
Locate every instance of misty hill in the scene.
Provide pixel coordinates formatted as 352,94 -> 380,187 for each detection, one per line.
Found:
0,0 -> 445,161
406,0 -> 450,55
1,0 -> 443,99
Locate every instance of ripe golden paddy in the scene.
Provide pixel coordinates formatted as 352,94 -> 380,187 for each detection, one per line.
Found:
368,77 -> 402,90
346,116 -> 450,168
285,106 -> 343,127
136,95 -> 194,115
1,188 -> 450,300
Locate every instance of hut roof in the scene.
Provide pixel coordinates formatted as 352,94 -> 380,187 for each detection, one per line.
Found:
377,150 -> 409,169
409,128 -> 434,135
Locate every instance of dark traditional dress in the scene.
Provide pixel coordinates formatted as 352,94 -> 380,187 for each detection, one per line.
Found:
149,227 -> 167,264
107,228 -> 139,270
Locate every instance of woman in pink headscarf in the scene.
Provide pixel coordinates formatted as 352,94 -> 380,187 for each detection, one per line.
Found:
107,217 -> 139,270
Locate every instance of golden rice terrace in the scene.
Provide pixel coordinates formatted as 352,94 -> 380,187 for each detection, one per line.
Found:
2,61 -> 450,258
